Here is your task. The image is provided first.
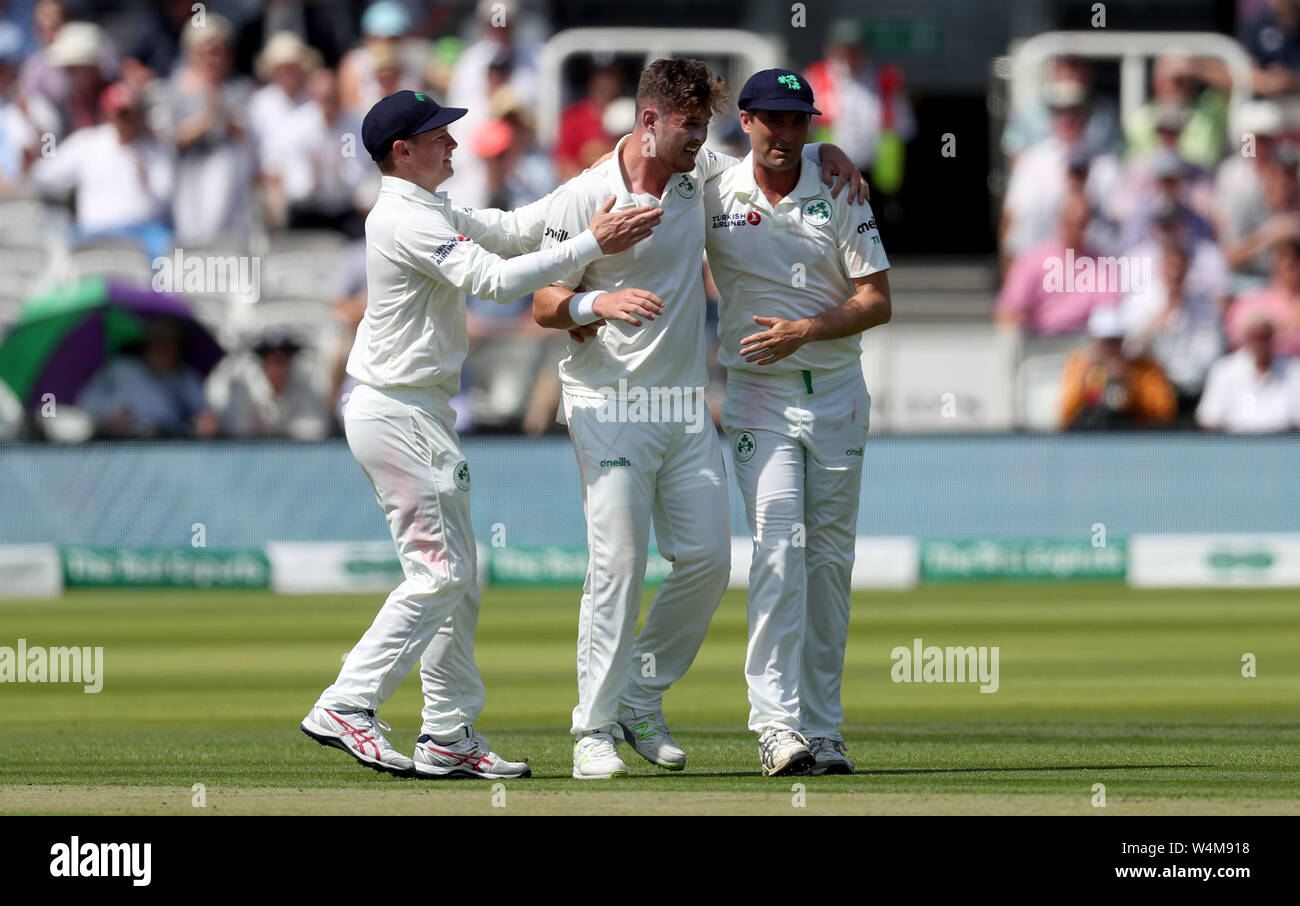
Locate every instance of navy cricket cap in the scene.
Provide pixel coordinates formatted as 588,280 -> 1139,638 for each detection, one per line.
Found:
362,90 -> 468,162
738,69 -> 821,116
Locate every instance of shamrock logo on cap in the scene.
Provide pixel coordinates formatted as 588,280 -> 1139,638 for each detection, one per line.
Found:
777,74 -> 802,90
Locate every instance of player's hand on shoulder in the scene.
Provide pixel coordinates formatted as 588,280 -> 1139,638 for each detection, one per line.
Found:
740,315 -> 812,365
589,195 -> 663,254
593,288 -> 664,327
818,144 -> 870,204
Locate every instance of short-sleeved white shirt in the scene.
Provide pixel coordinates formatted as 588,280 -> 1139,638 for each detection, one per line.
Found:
539,134 -> 740,399
704,152 -> 890,376
347,175 -> 601,397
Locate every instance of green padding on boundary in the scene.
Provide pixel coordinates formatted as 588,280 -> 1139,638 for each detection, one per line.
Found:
487,545 -> 673,586
61,547 -> 270,588
920,539 -> 1126,582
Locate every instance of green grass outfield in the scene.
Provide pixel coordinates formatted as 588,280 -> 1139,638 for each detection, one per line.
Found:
1,584 -> 1298,815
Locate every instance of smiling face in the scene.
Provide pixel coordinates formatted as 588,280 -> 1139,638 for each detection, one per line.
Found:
389,124 -> 458,192
646,104 -> 710,174
741,108 -> 811,172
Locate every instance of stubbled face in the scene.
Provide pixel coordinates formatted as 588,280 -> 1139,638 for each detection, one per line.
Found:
393,125 -> 458,190
741,109 -> 810,172
648,105 -> 709,173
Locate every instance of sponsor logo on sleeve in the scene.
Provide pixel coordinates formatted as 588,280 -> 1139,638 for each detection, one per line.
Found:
544,225 -> 570,243
857,219 -> 878,234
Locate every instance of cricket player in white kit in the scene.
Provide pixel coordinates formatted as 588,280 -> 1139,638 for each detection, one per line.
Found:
704,70 -> 892,776
532,60 -> 868,779
299,90 -> 662,778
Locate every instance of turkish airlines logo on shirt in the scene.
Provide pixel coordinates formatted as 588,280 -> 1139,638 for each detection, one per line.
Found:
711,212 -> 760,229
432,235 -> 470,264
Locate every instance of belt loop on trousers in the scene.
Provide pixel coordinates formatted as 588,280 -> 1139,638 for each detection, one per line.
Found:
801,369 -> 814,394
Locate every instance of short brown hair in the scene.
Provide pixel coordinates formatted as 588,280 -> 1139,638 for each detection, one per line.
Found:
636,58 -> 729,119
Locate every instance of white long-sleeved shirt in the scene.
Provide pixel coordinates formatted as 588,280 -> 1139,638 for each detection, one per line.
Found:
346,174 -> 602,396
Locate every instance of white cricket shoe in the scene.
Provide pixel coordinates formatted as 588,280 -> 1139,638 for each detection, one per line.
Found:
617,706 -> 686,771
414,727 -> 531,779
572,732 -> 629,779
807,736 -> 855,775
758,727 -> 815,777
300,706 -> 415,776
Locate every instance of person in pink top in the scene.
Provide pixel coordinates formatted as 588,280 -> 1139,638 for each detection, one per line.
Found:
1225,236 -> 1300,356
997,193 -> 1120,335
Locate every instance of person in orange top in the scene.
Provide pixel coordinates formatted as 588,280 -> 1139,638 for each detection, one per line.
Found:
1059,306 -> 1179,429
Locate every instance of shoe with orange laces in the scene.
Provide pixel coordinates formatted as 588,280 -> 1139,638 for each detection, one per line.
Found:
300,706 -> 415,776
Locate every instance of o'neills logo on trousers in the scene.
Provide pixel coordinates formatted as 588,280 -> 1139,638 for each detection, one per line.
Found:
50,837 -> 152,886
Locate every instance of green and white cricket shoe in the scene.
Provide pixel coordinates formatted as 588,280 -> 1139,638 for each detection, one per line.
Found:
758,727 -> 815,777
414,726 -> 531,779
617,706 -> 686,771
572,732 -> 630,779
806,736 -> 855,775
300,706 -> 415,776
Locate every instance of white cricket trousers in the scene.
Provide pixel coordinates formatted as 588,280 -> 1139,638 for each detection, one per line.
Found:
316,382 -> 485,738
721,366 -> 869,740
563,391 -> 731,737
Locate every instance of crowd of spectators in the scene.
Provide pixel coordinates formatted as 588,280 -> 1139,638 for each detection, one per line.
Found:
997,29 -> 1300,433
0,2 -> 914,442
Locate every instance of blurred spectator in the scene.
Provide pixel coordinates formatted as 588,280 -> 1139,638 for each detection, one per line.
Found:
0,21 -> 57,189
997,194 -> 1119,335
1197,316 -> 1300,432
30,81 -> 173,257
1124,53 -> 1228,170
1122,239 -> 1225,415
121,0 -> 193,87
27,18 -> 116,140
1000,81 -> 1120,261
273,67 -> 374,237
1059,306 -> 1178,430
1128,204 -> 1231,322
478,84 -> 554,210
1214,101 -> 1283,267
337,0 -> 426,118
16,0 -> 67,108
1222,142 -> 1300,291
77,318 -> 217,438
1119,150 -> 1215,249
249,31 -> 320,167
804,17 -> 917,174
1225,236 -> 1300,356
208,329 -> 329,440
444,0 -> 542,209
554,54 -> 620,180
327,240 -> 367,431
1240,0 -> 1300,97
165,14 -> 256,246
1002,55 -> 1122,161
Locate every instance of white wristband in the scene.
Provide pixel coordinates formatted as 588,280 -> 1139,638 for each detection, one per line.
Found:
568,291 -> 603,326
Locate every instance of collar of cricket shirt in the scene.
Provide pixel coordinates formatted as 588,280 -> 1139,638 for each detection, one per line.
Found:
379,174 -> 450,209
733,150 -> 826,215
606,133 -> 697,210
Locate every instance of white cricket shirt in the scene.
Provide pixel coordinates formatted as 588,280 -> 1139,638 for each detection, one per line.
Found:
348,174 -> 602,397
704,152 -> 890,376
540,136 -> 816,398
